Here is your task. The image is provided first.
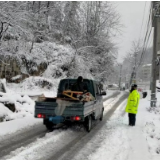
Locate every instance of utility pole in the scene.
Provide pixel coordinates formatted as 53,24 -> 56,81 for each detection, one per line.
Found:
151,1 -> 159,107
157,51 -> 160,82
159,56 -> 160,82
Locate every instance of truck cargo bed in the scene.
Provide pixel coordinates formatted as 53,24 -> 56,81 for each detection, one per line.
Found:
35,100 -> 95,118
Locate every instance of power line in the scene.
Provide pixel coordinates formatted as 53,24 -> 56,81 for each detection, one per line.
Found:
138,1 -> 146,44
141,2 -> 152,44
140,26 -> 152,65
147,34 -> 153,48
137,2 -> 160,70
130,2 -> 157,85
138,2 -> 152,67
143,4 -> 154,51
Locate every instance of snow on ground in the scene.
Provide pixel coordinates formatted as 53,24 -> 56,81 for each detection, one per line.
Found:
1,82 -> 160,160
4,129 -> 79,160
0,77 -> 58,121
103,89 -> 118,99
103,91 -> 125,114
1,90 -> 124,160
143,91 -> 160,158
0,116 -> 42,140
0,80 -> 56,139
86,90 -> 160,160
73,99 -> 129,160
0,88 -> 38,121
7,77 -> 58,97
0,82 -> 117,123
0,79 -> 113,143
0,103 -> 12,120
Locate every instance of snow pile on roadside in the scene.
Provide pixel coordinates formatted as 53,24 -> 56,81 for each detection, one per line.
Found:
0,103 -> 12,120
143,91 -> 160,155
0,116 -> 42,139
0,91 -> 35,121
0,77 -> 58,122
20,76 -> 56,90
7,77 -> 57,97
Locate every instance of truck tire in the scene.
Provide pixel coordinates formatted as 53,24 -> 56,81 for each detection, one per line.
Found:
85,115 -> 92,132
45,122 -> 54,131
100,108 -> 104,121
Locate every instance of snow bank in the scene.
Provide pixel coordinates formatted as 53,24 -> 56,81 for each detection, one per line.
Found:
19,76 -> 58,95
20,76 -> 55,89
0,90 -> 35,121
143,91 -> 160,156
0,77 -> 59,123
0,116 -> 42,138
0,103 -> 12,120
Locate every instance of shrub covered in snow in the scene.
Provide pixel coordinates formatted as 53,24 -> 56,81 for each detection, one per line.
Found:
20,76 -> 55,90
0,103 -> 12,121
0,91 -> 35,121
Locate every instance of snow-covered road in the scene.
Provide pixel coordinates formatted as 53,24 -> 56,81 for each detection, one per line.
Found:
0,91 -> 127,160
1,90 -> 159,160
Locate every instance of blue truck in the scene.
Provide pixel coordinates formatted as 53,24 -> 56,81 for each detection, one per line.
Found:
34,78 -> 106,132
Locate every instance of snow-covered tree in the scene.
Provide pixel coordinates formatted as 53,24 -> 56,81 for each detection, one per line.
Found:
0,1 -> 121,83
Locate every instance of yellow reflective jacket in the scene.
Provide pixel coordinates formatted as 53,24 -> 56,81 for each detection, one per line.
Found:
125,90 -> 140,114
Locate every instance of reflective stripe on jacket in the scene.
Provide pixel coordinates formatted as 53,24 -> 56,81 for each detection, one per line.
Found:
125,90 -> 140,114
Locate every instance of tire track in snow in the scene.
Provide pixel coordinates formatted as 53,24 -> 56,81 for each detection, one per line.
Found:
46,92 -> 128,160
0,125 -> 46,159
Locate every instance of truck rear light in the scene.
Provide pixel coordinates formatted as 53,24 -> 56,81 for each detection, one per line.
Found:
75,116 -> 81,121
71,116 -> 81,121
37,114 -> 45,118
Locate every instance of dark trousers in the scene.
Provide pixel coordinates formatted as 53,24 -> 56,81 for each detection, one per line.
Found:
128,113 -> 136,125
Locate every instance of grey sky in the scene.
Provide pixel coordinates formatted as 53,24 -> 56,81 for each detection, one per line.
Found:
113,1 -> 151,62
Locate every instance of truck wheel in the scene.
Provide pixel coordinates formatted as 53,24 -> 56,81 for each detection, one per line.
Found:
100,109 -> 104,121
45,122 -> 54,131
85,115 -> 92,132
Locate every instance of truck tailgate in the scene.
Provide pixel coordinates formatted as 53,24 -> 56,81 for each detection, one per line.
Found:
35,101 -> 95,118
